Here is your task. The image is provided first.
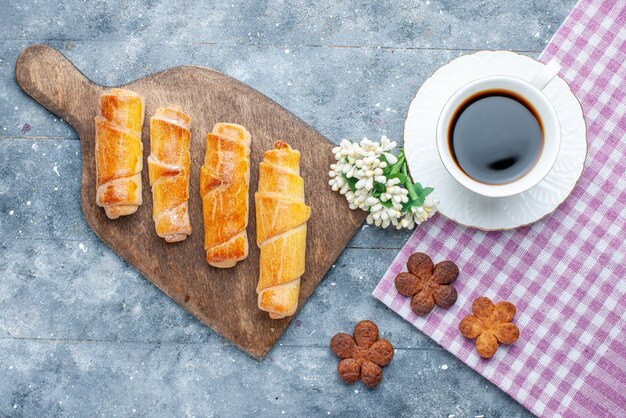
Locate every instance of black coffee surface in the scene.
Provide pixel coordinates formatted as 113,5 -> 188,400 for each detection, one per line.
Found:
449,91 -> 543,185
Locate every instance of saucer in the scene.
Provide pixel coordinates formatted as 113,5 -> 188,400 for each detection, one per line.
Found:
404,51 -> 586,230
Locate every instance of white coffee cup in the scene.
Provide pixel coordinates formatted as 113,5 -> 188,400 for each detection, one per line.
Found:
436,61 -> 561,198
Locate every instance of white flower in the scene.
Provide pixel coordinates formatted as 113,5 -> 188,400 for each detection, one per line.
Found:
383,152 -> 398,165
329,136 -> 437,230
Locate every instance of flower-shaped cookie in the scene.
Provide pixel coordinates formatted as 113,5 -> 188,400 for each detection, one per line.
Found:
459,296 -> 520,358
394,252 -> 459,316
330,320 -> 394,388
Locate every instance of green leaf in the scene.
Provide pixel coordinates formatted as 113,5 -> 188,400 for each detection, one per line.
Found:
341,173 -> 358,192
381,199 -> 394,208
401,162 -> 408,175
413,182 -> 424,194
371,181 -> 385,198
404,177 -> 418,201
402,196 -> 425,211
388,173 -> 407,183
388,163 -> 402,175
348,178 -> 358,192
422,187 -> 434,197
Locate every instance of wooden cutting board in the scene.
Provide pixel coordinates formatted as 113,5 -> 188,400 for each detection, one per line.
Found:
15,44 -> 365,359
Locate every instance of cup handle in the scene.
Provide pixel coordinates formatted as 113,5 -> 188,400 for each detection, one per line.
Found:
530,60 -> 561,91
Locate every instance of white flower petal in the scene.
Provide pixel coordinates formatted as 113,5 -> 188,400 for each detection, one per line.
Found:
383,152 -> 398,164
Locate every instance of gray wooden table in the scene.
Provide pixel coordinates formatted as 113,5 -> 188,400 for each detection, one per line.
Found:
0,1 -> 576,416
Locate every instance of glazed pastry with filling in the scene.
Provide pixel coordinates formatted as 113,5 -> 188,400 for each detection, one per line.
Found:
148,105 -> 192,242
200,123 -> 251,267
95,88 -> 145,219
256,141 -> 311,319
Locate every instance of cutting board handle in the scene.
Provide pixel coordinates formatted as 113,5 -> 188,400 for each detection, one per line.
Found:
16,44 -> 98,129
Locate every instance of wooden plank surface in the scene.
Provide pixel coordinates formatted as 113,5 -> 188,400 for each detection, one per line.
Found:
14,44 -> 365,359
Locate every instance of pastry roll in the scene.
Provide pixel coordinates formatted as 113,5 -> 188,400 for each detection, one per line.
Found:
95,88 -> 145,219
256,141 -> 311,319
200,123 -> 251,267
148,105 -> 192,242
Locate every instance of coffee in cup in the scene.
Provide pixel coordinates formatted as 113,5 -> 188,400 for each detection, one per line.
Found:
436,61 -> 561,198
448,89 -> 543,185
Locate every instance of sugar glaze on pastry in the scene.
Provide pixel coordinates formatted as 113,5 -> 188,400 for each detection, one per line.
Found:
256,141 -> 310,319
148,105 -> 192,242
95,88 -> 145,219
200,123 -> 251,267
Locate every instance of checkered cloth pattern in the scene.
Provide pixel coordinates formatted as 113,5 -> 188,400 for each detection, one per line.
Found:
373,1 -> 626,416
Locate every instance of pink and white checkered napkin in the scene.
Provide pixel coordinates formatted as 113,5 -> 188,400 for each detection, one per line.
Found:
373,1 -> 626,416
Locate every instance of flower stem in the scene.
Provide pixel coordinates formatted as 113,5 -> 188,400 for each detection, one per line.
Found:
405,177 -> 417,201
